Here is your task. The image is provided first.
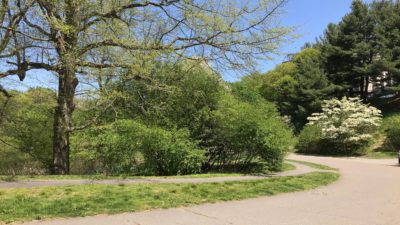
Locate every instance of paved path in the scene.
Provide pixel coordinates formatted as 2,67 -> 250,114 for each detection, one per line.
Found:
0,161 -> 315,189
14,155 -> 400,225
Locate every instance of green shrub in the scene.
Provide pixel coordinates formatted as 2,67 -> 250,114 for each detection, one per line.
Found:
72,120 -> 205,175
296,125 -> 323,154
72,120 -> 144,174
205,93 -> 293,171
382,114 -> 400,150
140,128 -> 205,175
0,140 -> 44,175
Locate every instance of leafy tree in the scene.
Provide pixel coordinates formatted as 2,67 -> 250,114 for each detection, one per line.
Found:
319,0 -> 375,100
290,48 -> 336,129
108,62 -> 223,140
369,0 -> 400,94
247,48 -> 334,131
0,0 -> 292,174
259,62 -> 298,116
318,0 -> 400,100
0,88 -> 56,169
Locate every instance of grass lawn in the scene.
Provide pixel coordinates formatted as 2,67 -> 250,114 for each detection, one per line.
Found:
364,150 -> 397,159
362,117 -> 398,159
287,159 -> 339,171
0,162 -> 296,182
281,162 -> 296,171
0,171 -> 338,223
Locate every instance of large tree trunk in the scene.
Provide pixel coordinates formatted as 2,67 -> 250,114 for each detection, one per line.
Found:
364,75 -> 369,100
51,0 -> 79,175
52,64 -> 78,174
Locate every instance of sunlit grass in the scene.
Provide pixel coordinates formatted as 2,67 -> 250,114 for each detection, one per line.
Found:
287,159 -> 338,171
281,162 -> 296,171
0,172 -> 338,223
364,150 -> 397,159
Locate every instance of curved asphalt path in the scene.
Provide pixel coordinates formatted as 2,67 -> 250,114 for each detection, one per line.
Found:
14,155 -> 400,225
1,161 -> 317,189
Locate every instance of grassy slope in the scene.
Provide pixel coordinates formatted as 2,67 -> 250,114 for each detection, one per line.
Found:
363,114 -> 398,159
0,171 -> 338,223
365,105 -> 400,159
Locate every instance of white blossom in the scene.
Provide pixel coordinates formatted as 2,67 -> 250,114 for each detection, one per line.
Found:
306,97 -> 381,146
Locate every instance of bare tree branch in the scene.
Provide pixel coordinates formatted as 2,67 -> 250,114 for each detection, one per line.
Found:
81,0 -> 180,31
0,0 -> 33,52
0,83 -> 11,97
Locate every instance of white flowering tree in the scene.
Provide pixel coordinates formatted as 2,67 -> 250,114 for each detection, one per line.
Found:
307,97 -> 382,154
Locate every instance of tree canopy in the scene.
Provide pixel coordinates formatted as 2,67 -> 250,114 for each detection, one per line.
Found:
0,0 -> 292,174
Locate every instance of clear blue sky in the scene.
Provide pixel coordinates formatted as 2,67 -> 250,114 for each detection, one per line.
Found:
2,0 -> 373,89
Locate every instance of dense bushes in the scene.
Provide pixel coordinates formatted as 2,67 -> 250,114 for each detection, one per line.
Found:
382,114 -> 400,150
296,125 -> 323,155
0,141 -> 43,175
140,127 -> 205,175
297,97 -> 382,155
1,64 -> 294,176
72,120 -> 143,174
203,85 -> 293,172
73,120 -> 205,175
72,85 -> 293,175
94,64 -> 294,174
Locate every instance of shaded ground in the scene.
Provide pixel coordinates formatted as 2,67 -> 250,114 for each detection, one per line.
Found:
13,154 -> 400,225
0,161 -> 316,189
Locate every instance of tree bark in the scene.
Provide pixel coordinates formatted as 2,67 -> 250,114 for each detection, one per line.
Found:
52,64 -> 78,174
364,75 -> 369,100
50,0 -> 79,175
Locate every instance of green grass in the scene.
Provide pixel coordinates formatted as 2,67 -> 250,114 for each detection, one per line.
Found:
364,150 -> 397,159
363,131 -> 397,159
282,162 -> 296,171
287,160 -> 338,171
0,172 -> 338,223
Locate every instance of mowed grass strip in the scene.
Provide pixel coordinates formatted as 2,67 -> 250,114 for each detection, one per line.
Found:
281,162 -> 296,171
0,172 -> 339,223
287,159 -> 339,171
